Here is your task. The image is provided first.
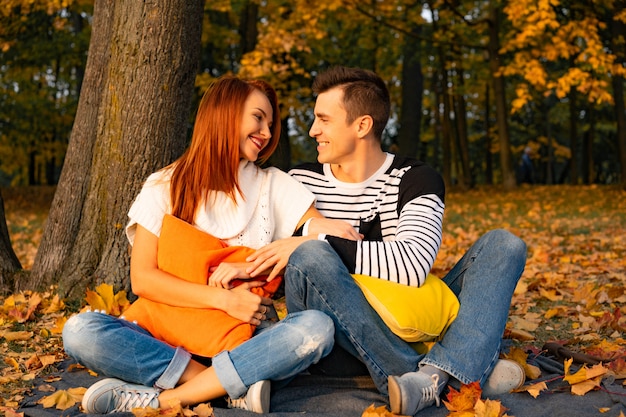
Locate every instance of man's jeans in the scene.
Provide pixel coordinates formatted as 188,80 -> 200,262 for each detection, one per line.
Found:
63,309 -> 334,399
285,229 -> 527,395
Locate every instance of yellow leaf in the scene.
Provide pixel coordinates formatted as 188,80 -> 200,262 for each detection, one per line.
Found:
519,381 -> 548,398
2,331 -> 33,341
192,403 -> 214,417
4,356 -> 19,371
361,404 -> 400,416
474,398 -> 509,417
571,376 -> 602,396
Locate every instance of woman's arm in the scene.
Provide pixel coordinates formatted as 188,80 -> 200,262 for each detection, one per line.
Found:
130,224 -> 271,325
245,203 -> 362,280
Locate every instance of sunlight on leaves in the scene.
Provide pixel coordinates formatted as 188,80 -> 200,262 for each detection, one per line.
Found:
83,283 -> 130,317
37,387 -> 85,410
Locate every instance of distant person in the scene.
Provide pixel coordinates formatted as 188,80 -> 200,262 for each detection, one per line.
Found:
247,66 -> 528,416
517,146 -> 535,184
62,76 -> 334,414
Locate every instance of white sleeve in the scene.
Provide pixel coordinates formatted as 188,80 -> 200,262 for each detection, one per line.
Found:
267,167 -> 315,240
125,170 -> 172,245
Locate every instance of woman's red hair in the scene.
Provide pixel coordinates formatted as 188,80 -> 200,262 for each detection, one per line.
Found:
169,76 -> 281,223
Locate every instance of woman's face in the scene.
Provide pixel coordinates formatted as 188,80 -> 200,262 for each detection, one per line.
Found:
239,89 -> 273,162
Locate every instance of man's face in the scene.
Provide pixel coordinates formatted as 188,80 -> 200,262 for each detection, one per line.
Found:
309,87 -> 359,165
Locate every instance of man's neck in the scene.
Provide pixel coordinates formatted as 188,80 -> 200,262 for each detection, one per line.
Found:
330,150 -> 388,183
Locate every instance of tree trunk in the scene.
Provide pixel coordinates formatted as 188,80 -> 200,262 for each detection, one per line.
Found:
569,86 -> 579,185
397,25 -> 424,159
0,190 -> 22,294
454,67 -> 471,189
487,3 -> 515,189
610,8 -> 626,189
484,83 -> 494,185
29,0 -> 204,299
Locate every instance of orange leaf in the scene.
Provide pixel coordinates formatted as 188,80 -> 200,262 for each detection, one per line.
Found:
361,404 -> 400,416
517,381 -> 548,398
474,398 -> 509,417
443,381 -> 482,412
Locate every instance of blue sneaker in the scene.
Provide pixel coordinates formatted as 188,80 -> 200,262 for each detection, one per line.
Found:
227,380 -> 271,413
82,378 -> 160,413
388,372 -> 443,415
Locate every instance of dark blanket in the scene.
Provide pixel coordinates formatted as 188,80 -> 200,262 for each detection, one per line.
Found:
19,353 -> 626,417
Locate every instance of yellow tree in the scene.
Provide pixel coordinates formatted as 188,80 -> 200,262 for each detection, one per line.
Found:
500,0 -> 626,185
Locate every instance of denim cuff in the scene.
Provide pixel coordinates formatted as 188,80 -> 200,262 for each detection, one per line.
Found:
154,347 -> 192,390
213,350 -> 247,399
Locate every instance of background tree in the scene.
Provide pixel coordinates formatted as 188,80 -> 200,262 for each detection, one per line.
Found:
0,0 -> 91,186
27,0 -> 203,298
0,190 -> 21,293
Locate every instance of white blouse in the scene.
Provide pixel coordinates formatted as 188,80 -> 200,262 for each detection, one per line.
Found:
126,161 -> 315,249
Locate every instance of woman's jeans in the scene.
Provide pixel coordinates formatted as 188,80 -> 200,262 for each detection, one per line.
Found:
285,229 -> 527,396
63,309 -> 334,399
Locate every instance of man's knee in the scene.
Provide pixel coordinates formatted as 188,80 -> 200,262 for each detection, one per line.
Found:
484,229 -> 527,258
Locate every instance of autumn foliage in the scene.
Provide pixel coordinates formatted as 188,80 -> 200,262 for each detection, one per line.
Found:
1,185 -> 626,416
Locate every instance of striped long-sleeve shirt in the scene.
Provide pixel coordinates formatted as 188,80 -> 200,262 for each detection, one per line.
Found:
289,153 -> 445,287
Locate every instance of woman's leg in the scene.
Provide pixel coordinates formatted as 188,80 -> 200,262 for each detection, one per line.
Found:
62,311 -> 192,390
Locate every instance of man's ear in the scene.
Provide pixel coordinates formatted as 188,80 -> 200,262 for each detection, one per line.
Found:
356,115 -> 374,139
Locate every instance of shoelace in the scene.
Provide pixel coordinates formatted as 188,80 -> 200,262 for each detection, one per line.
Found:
227,396 -> 250,410
113,389 -> 159,412
420,374 -> 441,408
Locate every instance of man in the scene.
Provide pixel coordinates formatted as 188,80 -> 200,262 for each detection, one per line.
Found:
249,66 -> 527,416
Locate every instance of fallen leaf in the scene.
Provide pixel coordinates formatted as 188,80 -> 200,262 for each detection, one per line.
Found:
361,404 -> 400,416
516,381 -> 548,398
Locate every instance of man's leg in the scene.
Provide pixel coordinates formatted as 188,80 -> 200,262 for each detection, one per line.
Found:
285,240 -> 422,395
421,229 -> 527,384
389,229 -> 526,415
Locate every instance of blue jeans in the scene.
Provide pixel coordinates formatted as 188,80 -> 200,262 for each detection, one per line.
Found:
62,309 -> 334,399
285,229 -> 526,396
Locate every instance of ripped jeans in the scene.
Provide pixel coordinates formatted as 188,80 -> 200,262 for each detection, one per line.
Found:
62,309 -> 334,399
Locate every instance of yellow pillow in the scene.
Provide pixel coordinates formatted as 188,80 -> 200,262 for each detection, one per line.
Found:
352,273 -> 459,345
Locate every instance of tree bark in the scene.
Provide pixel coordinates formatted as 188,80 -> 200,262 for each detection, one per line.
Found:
29,0 -> 204,299
454,67 -> 472,189
487,3 -> 516,190
0,190 -> 22,294
397,25 -> 424,159
609,7 -> 626,189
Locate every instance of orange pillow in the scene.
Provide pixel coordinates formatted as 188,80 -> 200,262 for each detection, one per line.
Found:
123,214 -> 282,357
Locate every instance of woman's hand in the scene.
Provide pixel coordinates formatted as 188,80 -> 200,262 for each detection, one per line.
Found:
225,287 -> 273,325
208,262 -> 252,288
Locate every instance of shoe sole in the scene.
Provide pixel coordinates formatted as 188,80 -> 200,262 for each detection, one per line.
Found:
483,359 -> 525,396
249,380 -> 271,413
387,376 -> 402,414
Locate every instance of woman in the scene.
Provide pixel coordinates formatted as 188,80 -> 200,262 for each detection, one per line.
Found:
62,76 -> 335,414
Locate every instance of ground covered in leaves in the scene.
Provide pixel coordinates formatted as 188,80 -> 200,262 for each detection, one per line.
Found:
1,184 -> 625,417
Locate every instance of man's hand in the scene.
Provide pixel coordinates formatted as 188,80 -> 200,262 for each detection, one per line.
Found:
246,236 -> 312,281
307,218 -> 363,240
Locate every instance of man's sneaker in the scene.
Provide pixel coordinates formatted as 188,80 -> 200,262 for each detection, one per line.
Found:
483,359 -> 525,396
227,380 -> 271,413
388,372 -> 443,415
82,377 -> 160,413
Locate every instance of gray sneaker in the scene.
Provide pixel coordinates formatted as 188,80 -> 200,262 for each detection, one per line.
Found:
82,378 -> 160,413
227,380 -> 271,413
388,372 -> 443,415
483,359 -> 526,396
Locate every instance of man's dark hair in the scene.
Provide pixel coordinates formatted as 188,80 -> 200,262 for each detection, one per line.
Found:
312,66 -> 390,140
